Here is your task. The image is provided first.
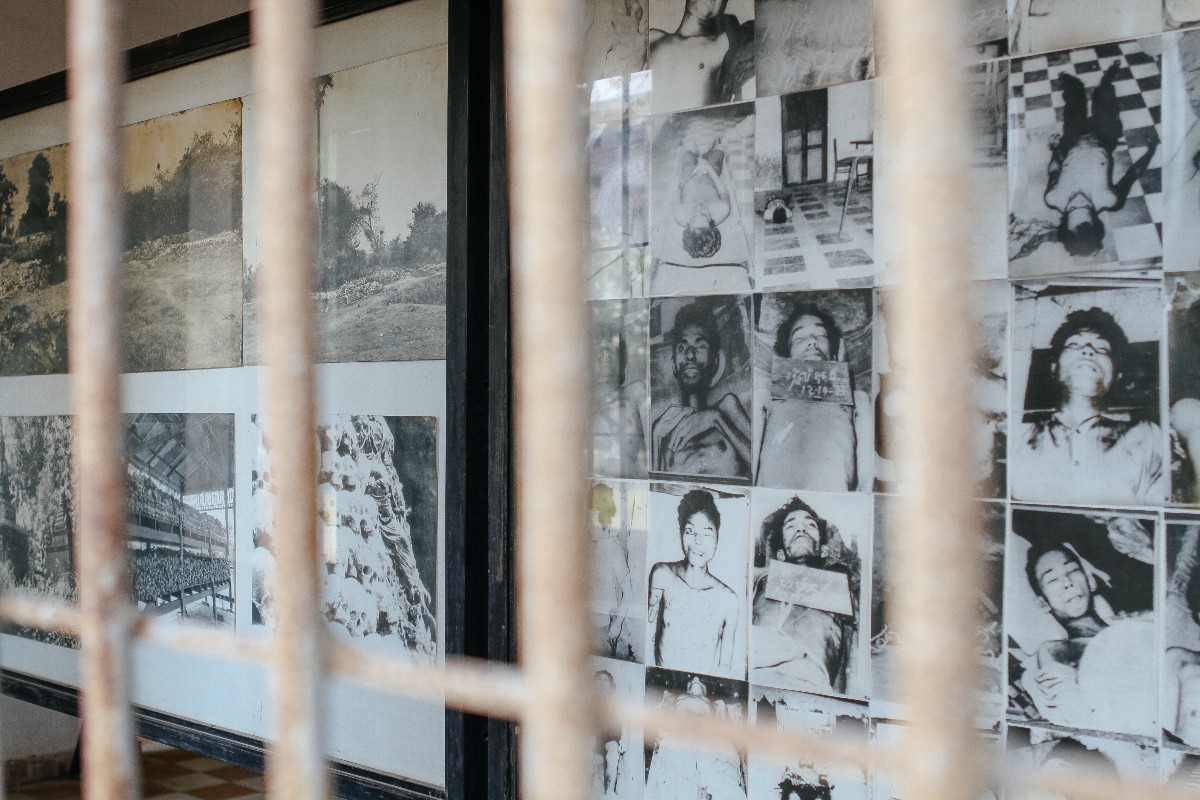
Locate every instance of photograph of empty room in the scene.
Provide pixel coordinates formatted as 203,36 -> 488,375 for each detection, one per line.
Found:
754,80 -> 875,290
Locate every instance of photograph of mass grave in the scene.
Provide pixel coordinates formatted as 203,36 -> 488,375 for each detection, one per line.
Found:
1008,39 -> 1163,276
251,415 -> 438,659
0,145 -> 69,376
244,47 -> 449,364
121,100 -> 244,373
754,81 -> 874,291
0,414 -> 236,645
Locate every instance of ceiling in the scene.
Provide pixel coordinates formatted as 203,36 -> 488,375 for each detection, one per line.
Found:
0,0 -> 249,92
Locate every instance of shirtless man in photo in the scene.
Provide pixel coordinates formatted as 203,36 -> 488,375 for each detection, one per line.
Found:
648,0 -> 754,113
648,489 -> 740,676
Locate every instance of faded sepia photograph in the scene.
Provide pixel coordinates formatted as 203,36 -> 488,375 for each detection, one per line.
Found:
245,46 -> 448,364
647,0 -> 754,115
1008,40 -> 1163,276
754,82 -> 875,291
122,100 -> 243,373
590,480 -> 649,663
749,488 -> 869,700
649,103 -> 756,295
754,0 -> 873,97
649,295 -> 753,483
643,667 -> 748,800
647,484 -> 748,680
592,299 -> 650,480
753,289 -> 872,492
1007,506 -> 1157,739
0,145 -> 69,376
1010,283 -> 1163,507
747,688 -> 868,800
252,415 -> 438,660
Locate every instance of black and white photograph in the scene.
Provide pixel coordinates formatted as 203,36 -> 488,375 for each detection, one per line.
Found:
1008,39 -> 1163,276
252,415 -> 438,659
1006,726 -> 1158,800
592,658 -> 646,799
965,0 -> 1008,59
1163,30 -> 1200,273
871,497 -> 1006,723
124,414 -> 236,629
589,102 -> 651,263
592,248 -> 650,303
1171,274 -> 1200,505
646,0 -> 755,116
643,667 -> 748,800
649,295 -> 753,483
746,688 -> 868,800
1164,516 -> 1200,752
0,145 -> 68,377
592,299 -> 650,479
646,483 -> 749,680
753,289 -> 872,492
649,103 -> 756,295
1009,283 -> 1163,506
754,82 -> 876,291
749,488 -> 869,700
1008,0 -> 1159,57
584,0 -> 649,85
754,0 -> 873,97
1168,0 -> 1200,30
874,281 -> 1008,498
966,60 -> 1010,280
1007,506 -> 1157,739
591,480 -> 649,663
121,100 -> 243,373
244,46 -> 448,364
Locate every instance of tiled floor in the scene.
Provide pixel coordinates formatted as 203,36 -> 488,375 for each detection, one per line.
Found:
8,741 -> 269,800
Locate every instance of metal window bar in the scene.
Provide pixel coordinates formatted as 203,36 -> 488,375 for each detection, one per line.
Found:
0,1 -> 1195,800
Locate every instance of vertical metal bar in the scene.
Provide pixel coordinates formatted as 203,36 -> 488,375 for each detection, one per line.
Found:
66,0 -> 141,798
251,1 -> 327,799
503,1 -> 595,799
877,1 -> 983,800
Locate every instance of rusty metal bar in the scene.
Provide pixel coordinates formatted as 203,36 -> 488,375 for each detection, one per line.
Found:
503,0 -> 595,798
876,1 -> 983,800
65,0 -> 142,797
250,1 -> 327,798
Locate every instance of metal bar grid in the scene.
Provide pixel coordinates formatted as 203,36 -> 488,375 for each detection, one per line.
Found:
0,1 -> 1194,800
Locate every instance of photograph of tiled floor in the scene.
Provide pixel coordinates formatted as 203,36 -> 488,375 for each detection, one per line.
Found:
8,740 -> 271,800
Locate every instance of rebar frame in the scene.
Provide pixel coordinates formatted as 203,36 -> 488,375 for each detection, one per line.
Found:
0,1 -> 1196,799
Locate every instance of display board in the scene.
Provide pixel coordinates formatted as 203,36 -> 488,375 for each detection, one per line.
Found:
582,0 -> 1200,795
0,2 -> 458,796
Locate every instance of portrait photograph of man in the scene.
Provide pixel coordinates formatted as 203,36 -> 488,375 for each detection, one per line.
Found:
749,488 -> 868,700
1006,506 -> 1157,739
1010,283 -> 1163,507
647,0 -> 755,116
649,103 -> 757,295
646,484 -> 748,680
650,296 -> 753,483
746,687 -> 868,800
753,289 -> 872,493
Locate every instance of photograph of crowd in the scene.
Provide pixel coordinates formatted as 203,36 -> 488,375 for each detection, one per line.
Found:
643,667 -> 748,800
647,484 -> 749,680
749,488 -> 868,699
251,415 -> 438,659
1007,507 -> 1157,739
592,299 -> 650,480
650,103 -> 757,295
591,480 -> 649,663
649,295 -> 753,483
753,289 -> 872,492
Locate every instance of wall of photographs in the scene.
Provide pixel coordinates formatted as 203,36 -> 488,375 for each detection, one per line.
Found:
585,0 -> 1200,796
0,0 -> 449,789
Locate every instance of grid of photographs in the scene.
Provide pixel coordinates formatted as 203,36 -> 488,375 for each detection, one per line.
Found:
583,1 -> 1200,796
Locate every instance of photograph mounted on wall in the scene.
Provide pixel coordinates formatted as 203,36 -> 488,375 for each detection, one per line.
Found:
122,100 -> 244,373
0,145 -> 69,377
244,46 -> 449,364
754,0 -> 874,97
251,414 -> 439,660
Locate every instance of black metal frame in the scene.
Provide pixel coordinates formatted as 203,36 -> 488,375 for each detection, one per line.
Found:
0,1 -> 512,799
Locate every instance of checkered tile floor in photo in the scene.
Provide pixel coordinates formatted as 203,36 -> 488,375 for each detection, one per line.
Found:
8,741 -> 276,800
755,180 -> 875,289
1009,38 -> 1163,269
